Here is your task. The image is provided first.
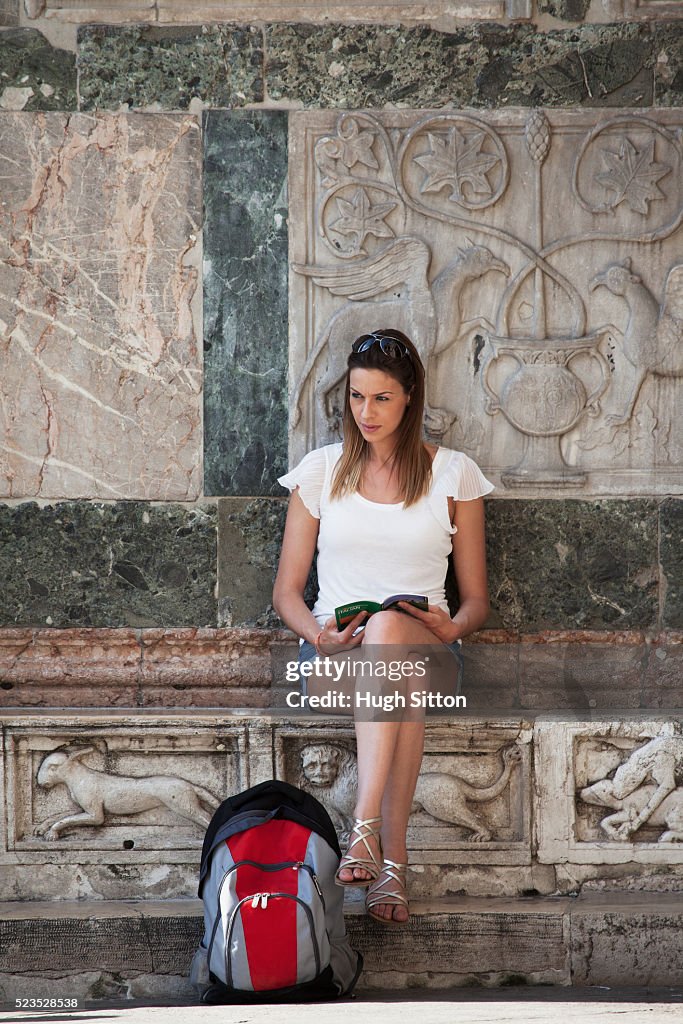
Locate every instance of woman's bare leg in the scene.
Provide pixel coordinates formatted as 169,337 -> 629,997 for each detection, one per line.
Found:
337,610 -> 434,888
373,720 -> 425,920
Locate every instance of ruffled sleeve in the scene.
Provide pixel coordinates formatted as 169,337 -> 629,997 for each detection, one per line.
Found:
277,447 -> 328,519
429,450 -> 494,535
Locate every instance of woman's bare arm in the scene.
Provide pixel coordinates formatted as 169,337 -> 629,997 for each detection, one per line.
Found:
448,495 -> 490,640
272,489 -> 322,646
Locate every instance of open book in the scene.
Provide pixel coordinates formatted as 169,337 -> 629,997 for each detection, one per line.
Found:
335,594 -> 428,631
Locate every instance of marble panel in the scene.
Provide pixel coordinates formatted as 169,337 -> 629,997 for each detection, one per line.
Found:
0,113 -> 201,500
217,497 -> 317,628
274,719 -> 532,862
0,626 -> 293,708
654,25 -> 683,108
535,716 -> 683,865
0,710 -> 537,901
267,23 -> 660,109
0,0 -> 19,25
641,637 -> 683,708
661,499 -> 683,629
0,29 -> 76,110
2,720 -> 246,854
287,108 -> 683,498
24,0 -> 511,22
537,0 -> 591,16
203,111 -> 288,497
157,1 -> 507,22
33,0 -> 154,20
620,1 -> 683,19
518,639 -> 645,710
485,500 -> 659,631
212,491 -> 662,633
77,25 -> 263,110
0,502 -> 217,628
217,497 -> 286,628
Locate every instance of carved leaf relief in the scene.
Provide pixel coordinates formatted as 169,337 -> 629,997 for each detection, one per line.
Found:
328,188 -> 397,254
595,137 -> 671,215
413,129 -> 501,204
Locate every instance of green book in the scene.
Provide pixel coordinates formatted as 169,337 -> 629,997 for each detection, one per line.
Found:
335,594 -> 428,631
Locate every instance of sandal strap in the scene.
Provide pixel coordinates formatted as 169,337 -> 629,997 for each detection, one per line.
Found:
382,858 -> 407,873
339,816 -> 383,875
366,859 -> 409,909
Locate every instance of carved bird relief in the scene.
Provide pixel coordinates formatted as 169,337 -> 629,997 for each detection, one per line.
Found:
292,236 -> 509,430
591,258 -> 683,425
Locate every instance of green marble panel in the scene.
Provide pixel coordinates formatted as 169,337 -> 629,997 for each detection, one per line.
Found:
0,502 -> 217,628
203,110 -> 288,496
661,499 -> 682,630
485,499 -> 660,632
265,22 -> 656,108
217,495 -> 663,633
0,29 -> 76,111
77,25 -> 263,110
654,25 -> 683,108
217,498 -> 317,628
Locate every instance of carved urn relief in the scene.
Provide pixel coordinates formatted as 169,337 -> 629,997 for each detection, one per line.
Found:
289,109 -> 683,495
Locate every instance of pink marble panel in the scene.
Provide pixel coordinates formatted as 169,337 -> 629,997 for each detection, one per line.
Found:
0,113 -> 201,499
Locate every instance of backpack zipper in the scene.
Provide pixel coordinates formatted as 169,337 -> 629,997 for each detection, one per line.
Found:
225,892 -> 322,988
206,859 -> 324,968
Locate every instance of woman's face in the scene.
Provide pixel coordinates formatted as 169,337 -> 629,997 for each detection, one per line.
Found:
349,368 -> 411,444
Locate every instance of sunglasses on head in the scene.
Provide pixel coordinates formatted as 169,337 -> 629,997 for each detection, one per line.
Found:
351,331 -> 411,361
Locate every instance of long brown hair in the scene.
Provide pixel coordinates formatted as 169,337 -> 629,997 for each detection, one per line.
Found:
329,329 -> 432,507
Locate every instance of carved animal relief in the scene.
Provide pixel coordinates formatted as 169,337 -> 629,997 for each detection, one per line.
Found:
35,745 -> 219,841
289,109 -> 683,495
578,730 -> 683,843
296,740 -> 522,846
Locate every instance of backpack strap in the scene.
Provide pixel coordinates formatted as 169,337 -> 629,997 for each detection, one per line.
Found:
224,780 -> 306,815
198,781 -> 341,894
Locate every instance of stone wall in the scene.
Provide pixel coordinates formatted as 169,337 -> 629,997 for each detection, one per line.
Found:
1,9 -> 681,702
0,0 -> 681,904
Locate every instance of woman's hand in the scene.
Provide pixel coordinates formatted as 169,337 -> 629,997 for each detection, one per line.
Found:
317,611 -> 368,655
396,601 -> 461,644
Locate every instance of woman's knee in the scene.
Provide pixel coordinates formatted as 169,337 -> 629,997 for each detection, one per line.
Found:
362,609 -> 411,645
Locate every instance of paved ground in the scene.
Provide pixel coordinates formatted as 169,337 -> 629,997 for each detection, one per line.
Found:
2,987 -> 683,1024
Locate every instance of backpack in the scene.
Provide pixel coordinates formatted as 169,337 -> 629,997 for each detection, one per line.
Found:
190,779 -> 363,1004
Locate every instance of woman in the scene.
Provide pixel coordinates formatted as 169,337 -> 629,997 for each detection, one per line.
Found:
273,329 -> 492,926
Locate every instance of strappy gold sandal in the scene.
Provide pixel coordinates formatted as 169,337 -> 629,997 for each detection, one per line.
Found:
334,816 -> 383,888
366,859 -> 409,926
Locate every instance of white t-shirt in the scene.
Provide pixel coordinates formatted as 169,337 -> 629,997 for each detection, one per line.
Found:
277,443 -> 494,629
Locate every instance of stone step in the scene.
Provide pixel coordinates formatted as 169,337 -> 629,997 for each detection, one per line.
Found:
1,893 -> 683,1001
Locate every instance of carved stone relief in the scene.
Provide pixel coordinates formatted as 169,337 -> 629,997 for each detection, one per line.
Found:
35,746 -> 219,841
3,724 -> 245,852
288,109 -> 683,495
578,728 -> 683,843
536,718 -> 683,865
298,740 -> 357,838
275,724 -> 530,859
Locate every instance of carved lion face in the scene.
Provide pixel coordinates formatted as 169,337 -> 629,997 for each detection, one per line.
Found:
300,745 -> 341,787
